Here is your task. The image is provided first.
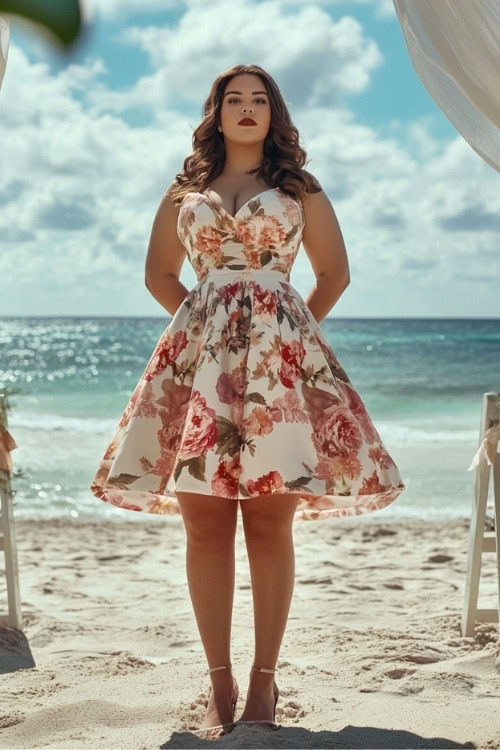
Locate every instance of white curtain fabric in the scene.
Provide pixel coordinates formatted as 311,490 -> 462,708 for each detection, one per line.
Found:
393,0 -> 500,173
0,15 -> 10,90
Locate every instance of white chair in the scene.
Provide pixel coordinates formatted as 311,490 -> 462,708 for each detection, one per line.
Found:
0,391 -> 22,631
462,391 -> 500,637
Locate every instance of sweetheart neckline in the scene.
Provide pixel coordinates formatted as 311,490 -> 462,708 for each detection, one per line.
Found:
200,187 -> 282,220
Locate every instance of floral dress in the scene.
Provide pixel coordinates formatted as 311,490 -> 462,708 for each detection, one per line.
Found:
90,187 -> 406,520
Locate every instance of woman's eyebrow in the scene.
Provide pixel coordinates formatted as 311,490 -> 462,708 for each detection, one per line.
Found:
224,90 -> 268,97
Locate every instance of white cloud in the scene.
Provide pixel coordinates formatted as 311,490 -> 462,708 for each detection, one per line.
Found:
0,44 -> 194,307
82,0 -> 180,21
83,0 -> 396,22
116,0 -> 383,109
0,0 -> 498,318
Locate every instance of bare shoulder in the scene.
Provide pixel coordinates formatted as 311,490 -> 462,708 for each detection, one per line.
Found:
148,179 -> 183,233
299,173 -> 350,283
158,179 -> 181,210
300,171 -> 328,209
149,180 -> 182,234
163,178 -> 180,199
299,173 -> 342,228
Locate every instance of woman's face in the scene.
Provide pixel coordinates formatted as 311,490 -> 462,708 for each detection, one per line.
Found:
219,73 -> 271,144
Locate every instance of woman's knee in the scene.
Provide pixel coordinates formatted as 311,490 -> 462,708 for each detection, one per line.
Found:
240,493 -> 299,538
176,491 -> 238,547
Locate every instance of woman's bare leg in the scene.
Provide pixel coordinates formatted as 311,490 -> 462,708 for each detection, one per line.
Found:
176,491 -> 239,731
238,493 -> 299,722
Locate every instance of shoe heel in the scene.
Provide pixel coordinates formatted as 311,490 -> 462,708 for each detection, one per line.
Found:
248,664 -> 280,727
273,682 -> 279,722
193,663 -> 238,737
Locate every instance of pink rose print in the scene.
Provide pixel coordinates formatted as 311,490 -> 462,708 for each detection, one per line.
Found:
133,379 -> 158,419
337,381 -> 379,444
272,389 -> 309,424
217,281 -> 243,307
282,194 -> 302,226
107,492 -> 144,512
177,389 -> 218,461
156,378 -> 192,415
147,330 -> 189,379
301,382 -> 343,429
153,403 -> 190,479
211,455 -> 243,498
368,443 -> 397,470
235,219 -> 256,246
244,248 -> 266,268
359,470 -> 389,495
312,405 -> 364,458
102,439 -> 118,462
252,284 -> 278,322
194,224 -> 224,259
216,360 -> 247,405
246,470 -> 287,496
243,406 -> 274,438
279,339 -> 306,388
257,215 -> 287,248
315,452 -> 362,483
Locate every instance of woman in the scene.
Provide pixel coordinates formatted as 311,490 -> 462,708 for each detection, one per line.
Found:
90,63 -> 406,739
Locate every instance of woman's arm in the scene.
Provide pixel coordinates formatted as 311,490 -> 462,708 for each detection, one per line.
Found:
145,182 -> 190,316
301,184 -> 350,323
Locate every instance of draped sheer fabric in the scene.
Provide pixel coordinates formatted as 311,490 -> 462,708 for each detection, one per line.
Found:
393,0 -> 500,172
0,15 -> 9,90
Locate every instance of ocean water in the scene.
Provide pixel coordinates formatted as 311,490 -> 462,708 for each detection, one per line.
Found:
1,316 -> 498,523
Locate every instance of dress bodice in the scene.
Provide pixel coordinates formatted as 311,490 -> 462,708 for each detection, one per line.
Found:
176,187 -> 305,282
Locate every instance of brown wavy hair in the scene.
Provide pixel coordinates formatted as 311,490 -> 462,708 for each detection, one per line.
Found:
169,63 -> 321,206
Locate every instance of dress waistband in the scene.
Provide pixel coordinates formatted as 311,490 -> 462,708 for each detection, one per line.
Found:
201,268 -> 289,282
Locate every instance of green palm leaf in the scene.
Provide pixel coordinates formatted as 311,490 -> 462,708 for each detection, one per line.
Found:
0,0 -> 82,47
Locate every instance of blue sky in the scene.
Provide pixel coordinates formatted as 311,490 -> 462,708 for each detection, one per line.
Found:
1,0 -> 498,318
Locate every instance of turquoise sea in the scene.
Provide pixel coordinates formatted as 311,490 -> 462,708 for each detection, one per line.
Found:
1,316 -> 498,523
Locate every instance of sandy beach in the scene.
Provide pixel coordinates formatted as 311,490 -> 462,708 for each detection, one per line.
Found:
1,515 -> 500,749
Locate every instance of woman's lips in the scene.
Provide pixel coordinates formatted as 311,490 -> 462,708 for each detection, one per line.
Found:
238,119 -> 256,125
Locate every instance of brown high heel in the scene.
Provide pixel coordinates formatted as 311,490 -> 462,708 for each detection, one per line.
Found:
235,665 -> 281,730
191,663 -> 239,739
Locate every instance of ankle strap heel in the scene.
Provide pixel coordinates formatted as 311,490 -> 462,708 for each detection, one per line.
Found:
235,664 -> 281,730
205,663 -> 232,675
251,665 -> 277,674
193,663 -> 239,737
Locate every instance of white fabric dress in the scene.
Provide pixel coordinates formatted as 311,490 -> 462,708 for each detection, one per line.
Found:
90,187 -> 406,520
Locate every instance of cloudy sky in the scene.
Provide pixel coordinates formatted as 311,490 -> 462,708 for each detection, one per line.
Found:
1,0 -> 498,318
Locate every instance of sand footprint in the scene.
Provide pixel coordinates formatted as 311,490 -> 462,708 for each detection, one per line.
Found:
0,711 -> 25,728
